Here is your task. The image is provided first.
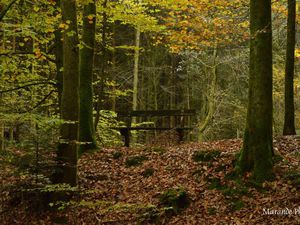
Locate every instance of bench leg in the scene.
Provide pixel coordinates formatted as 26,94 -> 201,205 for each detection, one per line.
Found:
124,130 -> 130,147
176,129 -> 184,143
120,128 -> 130,147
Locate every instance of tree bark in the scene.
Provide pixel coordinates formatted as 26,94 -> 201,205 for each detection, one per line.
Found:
54,0 -> 63,115
56,0 -> 80,187
132,7 -> 141,123
283,0 -> 296,135
197,46 -> 217,141
79,0 -> 97,151
94,0 -> 108,130
237,0 -> 273,182
131,0 -> 142,143
0,123 -> 4,151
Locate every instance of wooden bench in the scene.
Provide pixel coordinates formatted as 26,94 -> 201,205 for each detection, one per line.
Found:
113,109 -> 196,147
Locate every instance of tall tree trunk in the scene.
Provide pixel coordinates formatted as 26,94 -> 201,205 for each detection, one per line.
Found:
197,46 -> 218,141
54,0 -> 63,115
111,23 -> 116,111
0,124 -> 4,151
132,14 -> 141,121
79,0 -> 97,151
56,0 -> 80,187
283,0 -> 296,135
237,0 -> 273,182
94,0 -> 108,130
131,1 -> 142,143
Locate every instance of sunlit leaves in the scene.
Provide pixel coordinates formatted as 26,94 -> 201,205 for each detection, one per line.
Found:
152,0 -> 250,52
102,0 -> 162,32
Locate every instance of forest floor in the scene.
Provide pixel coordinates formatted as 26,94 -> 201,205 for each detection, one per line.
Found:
2,136 -> 300,224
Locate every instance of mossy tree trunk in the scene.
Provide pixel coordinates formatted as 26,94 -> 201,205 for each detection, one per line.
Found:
237,0 -> 273,182
79,0 -> 97,151
132,20 -> 141,117
56,0 -> 80,187
283,0 -> 296,135
197,46 -> 217,141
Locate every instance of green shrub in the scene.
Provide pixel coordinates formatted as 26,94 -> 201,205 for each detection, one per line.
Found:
159,187 -> 189,213
112,151 -> 123,159
192,150 -> 221,162
208,207 -> 217,215
229,199 -> 245,211
273,154 -> 283,163
141,168 -> 155,177
125,155 -> 147,167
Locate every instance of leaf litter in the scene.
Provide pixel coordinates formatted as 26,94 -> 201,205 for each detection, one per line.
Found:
1,136 -> 300,224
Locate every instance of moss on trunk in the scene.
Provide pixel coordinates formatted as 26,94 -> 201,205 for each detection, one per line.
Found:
237,0 -> 273,182
56,0 -> 80,187
79,1 -> 97,152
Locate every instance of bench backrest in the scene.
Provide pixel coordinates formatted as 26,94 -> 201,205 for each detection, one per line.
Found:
116,109 -> 196,118
116,109 -> 197,128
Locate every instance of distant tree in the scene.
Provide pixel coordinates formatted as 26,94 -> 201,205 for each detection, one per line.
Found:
56,0 -> 80,186
79,0 -> 97,151
54,0 -> 63,113
237,0 -> 273,181
132,0 -> 142,132
283,0 -> 296,135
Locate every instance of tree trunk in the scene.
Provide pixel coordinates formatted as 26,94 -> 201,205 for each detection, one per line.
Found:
197,46 -> 218,141
56,0 -> 80,187
283,0 -> 296,135
54,0 -> 63,115
132,14 -> 141,121
237,0 -> 273,182
132,2 -> 141,143
0,123 -> 4,151
94,0 -> 108,130
79,0 -> 97,151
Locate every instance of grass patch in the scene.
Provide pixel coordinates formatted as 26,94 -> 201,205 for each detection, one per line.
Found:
207,207 -> 217,215
229,199 -> 245,211
215,164 -> 226,172
138,205 -> 161,224
273,154 -> 284,163
159,187 -> 189,213
192,150 -> 221,162
125,155 -> 148,167
284,171 -> 300,188
141,168 -> 155,177
206,177 -> 227,190
224,171 -> 240,181
112,151 -> 123,159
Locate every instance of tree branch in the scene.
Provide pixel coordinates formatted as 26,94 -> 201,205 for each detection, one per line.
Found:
0,0 -> 18,22
0,81 -> 57,94
29,89 -> 56,111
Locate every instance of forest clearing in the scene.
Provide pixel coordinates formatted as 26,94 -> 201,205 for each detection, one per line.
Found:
1,0 -> 300,224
